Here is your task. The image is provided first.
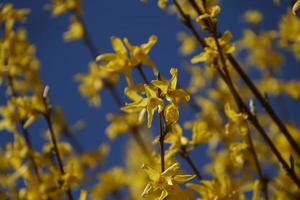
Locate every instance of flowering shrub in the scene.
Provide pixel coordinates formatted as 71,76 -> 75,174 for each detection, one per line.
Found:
1,0 -> 300,199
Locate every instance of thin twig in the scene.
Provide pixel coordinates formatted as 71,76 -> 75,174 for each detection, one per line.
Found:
159,112 -> 165,172
180,146 -> 203,180
42,97 -> 74,200
137,64 -> 150,84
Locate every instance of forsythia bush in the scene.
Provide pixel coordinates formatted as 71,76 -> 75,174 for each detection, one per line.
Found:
1,0 -> 300,199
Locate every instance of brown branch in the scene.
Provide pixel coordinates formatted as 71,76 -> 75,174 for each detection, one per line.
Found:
159,112 -> 166,172
42,96 -> 74,200
180,146 -> 203,180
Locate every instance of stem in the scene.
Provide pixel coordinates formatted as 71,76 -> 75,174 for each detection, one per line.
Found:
105,82 -> 124,108
137,64 -> 150,84
245,126 -> 269,200
159,112 -> 165,172
62,126 -> 84,154
74,14 -> 98,59
180,146 -> 203,180
43,101 -> 74,200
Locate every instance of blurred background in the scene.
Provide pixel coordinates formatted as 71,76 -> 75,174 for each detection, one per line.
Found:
1,0 -> 299,197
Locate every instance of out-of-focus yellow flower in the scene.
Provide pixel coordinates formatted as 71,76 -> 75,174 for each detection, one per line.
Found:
91,167 -> 127,199
43,142 -> 72,158
63,17 -> 84,42
47,0 -> 81,16
243,10 -> 263,25
106,113 -> 141,139
79,190 -> 87,200
13,95 -> 47,128
177,32 -> 197,55
0,4 -> 29,33
158,0 -> 168,9
252,180 -> 261,200
0,101 -> 23,132
142,162 -> 195,200
191,120 -> 213,145
80,143 -> 109,169
141,0 -> 168,9
196,5 -> 221,22
122,85 -> 164,128
191,31 -> 235,67
61,161 -> 81,190
187,173 -> 240,200
281,81 -> 300,100
224,103 -> 248,136
163,123 -> 190,153
75,62 -> 119,107
229,142 -> 249,167
279,12 -> 300,60
239,30 -> 282,70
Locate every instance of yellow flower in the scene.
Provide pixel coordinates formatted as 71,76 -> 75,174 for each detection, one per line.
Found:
279,12 -> 300,60
79,190 -> 87,200
164,123 -> 190,153
0,4 -> 30,33
158,0 -> 168,9
152,68 -> 190,104
96,35 -> 157,87
141,0 -> 168,9
164,103 -> 179,125
61,161 -> 81,190
13,95 -> 47,128
196,5 -> 221,22
75,62 -> 119,107
177,32 -> 197,56
229,142 -> 249,167
91,167 -> 127,199
239,30 -> 282,70
252,180 -> 261,200
243,10 -> 263,25
63,17 -> 84,42
142,162 -> 195,200
122,85 -> 164,128
106,113 -> 141,139
124,35 -> 157,72
80,143 -> 110,169
47,0 -> 81,16
191,31 -> 235,67
224,103 -> 248,136
191,120 -> 213,145
187,174 -> 240,200
0,100 -> 23,132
